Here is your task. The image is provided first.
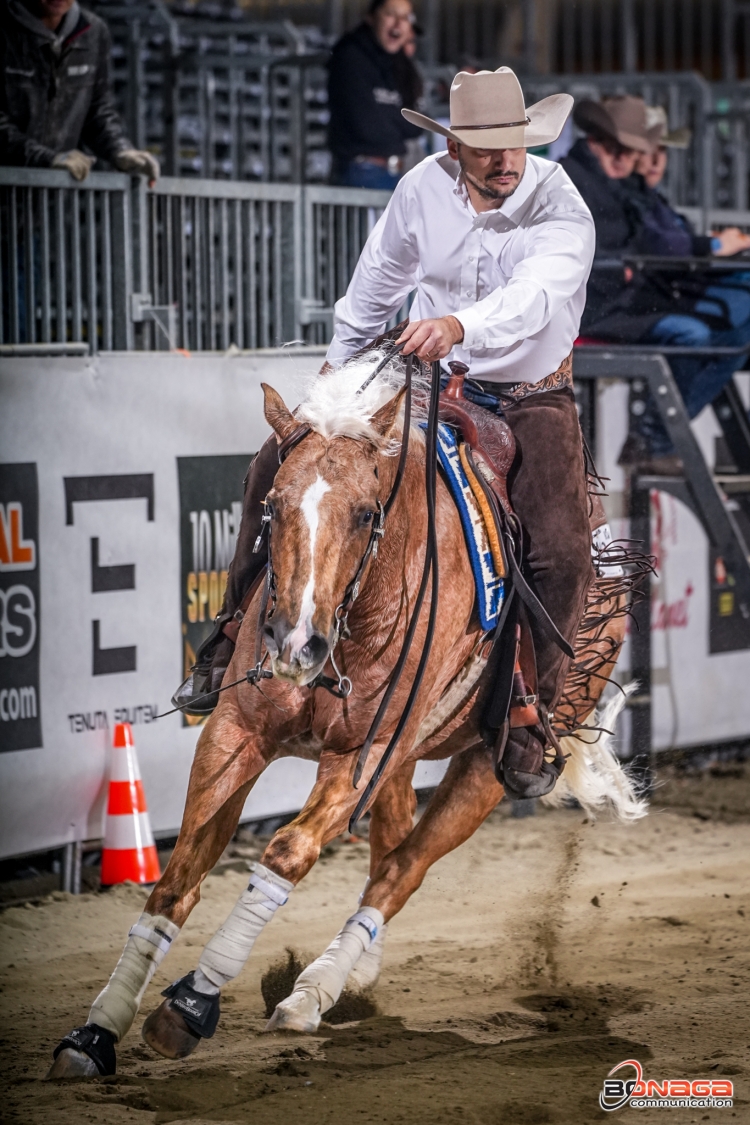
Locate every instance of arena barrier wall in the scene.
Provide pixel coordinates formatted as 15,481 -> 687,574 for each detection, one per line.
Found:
1,351 -> 750,859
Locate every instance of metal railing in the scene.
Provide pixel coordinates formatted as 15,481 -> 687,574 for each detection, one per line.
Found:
0,169 -> 395,352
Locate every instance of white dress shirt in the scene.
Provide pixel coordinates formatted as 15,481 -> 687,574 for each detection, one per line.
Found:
327,151 -> 595,384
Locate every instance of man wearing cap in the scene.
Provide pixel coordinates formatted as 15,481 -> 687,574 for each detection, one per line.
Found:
176,67 -> 598,802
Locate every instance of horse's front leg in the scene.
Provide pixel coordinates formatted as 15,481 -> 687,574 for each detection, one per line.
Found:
47,708 -> 272,1078
269,746 -> 503,1031
143,747 -> 364,1052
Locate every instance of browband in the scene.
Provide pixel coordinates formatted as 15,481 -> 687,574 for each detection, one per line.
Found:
452,116 -> 530,130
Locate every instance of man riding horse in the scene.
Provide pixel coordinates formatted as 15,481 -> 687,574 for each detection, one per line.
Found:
176,66 -> 596,801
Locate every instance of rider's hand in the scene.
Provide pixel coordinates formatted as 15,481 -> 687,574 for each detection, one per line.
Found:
712,227 -> 750,257
396,315 -> 465,362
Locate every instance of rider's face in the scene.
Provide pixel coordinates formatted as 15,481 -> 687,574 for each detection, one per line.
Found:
448,140 -> 527,207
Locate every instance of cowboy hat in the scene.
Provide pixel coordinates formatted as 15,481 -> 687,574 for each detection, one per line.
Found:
401,66 -> 573,149
645,104 -> 691,150
572,96 -> 656,154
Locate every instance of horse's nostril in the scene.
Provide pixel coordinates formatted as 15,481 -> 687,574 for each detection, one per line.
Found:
263,624 -> 279,655
299,634 -> 328,667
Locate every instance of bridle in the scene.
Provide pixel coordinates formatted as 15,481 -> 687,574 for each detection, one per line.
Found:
252,350 -> 442,827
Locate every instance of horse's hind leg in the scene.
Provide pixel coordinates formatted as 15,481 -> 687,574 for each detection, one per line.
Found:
47,714 -> 267,1078
268,748 -> 501,1032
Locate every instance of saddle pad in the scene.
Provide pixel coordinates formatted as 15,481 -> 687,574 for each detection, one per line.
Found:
432,422 -> 505,631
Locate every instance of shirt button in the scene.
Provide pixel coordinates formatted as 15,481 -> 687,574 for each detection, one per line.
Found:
467,256 -> 474,262
466,290 -> 472,297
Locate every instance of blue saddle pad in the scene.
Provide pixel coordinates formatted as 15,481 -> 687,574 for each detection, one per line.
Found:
426,422 -> 505,632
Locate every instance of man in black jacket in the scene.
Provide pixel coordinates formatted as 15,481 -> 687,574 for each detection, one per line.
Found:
560,95 -> 658,344
1,0 -> 158,182
328,0 -> 423,189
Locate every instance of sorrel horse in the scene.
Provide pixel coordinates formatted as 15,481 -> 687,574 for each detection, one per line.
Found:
49,354 -> 644,1078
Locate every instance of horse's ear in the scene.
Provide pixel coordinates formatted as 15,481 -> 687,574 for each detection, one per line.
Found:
369,386 -> 407,438
262,383 -> 298,441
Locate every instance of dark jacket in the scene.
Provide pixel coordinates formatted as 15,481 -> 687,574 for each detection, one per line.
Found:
327,22 -> 422,165
621,175 -> 713,258
0,0 -> 130,167
561,138 -> 674,342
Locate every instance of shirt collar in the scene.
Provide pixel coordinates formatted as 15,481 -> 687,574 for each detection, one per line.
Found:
452,154 -> 538,226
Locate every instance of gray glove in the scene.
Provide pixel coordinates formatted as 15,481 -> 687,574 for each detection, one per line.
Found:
114,149 -> 160,183
52,150 -> 95,181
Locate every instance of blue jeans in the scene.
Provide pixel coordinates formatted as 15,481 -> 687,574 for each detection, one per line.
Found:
633,271 -> 750,455
334,160 -> 400,191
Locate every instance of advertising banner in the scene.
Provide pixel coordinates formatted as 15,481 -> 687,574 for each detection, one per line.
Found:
1,355 -> 749,859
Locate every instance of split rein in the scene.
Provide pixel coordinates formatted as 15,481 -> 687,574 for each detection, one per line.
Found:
158,348 -> 442,828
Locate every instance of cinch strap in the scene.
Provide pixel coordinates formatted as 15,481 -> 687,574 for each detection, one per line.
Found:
248,872 -> 289,906
128,924 -> 174,955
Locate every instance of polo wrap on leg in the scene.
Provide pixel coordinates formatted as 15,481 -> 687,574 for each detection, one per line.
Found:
291,906 -> 385,1014
88,912 -> 180,1041
196,862 -> 294,990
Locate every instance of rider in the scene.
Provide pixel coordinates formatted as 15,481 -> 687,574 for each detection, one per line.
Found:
175,67 -> 596,801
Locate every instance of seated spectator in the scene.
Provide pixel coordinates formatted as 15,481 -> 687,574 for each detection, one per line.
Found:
560,96 -> 657,344
1,0 -> 158,183
563,97 -> 750,472
327,0 -> 423,190
621,108 -> 750,470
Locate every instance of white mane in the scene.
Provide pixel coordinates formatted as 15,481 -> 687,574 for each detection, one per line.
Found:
295,349 -> 428,451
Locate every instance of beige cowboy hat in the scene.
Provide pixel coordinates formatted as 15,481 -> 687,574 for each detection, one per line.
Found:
401,66 -> 573,149
645,104 -> 691,150
572,95 -> 657,154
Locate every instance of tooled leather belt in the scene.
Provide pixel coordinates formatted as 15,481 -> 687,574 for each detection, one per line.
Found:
475,351 -> 574,406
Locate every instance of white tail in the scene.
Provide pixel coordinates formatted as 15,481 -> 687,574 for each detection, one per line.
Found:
541,684 -> 648,821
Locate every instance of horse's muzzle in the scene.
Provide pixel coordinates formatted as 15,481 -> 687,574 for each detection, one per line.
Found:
263,617 -> 331,684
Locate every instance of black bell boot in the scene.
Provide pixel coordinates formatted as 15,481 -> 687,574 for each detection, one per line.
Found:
496,724 -> 566,801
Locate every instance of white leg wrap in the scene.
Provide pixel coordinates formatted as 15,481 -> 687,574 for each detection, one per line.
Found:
267,906 -> 384,1033
197,863 -> 294,990
88,913 -> 180,1041
348,921 -> 388,990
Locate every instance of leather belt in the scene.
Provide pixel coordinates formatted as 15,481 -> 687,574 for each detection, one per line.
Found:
476,352 -> 574,405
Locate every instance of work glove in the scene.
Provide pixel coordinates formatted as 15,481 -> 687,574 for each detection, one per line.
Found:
114,149 -> 160,185
52,150 -> 94,181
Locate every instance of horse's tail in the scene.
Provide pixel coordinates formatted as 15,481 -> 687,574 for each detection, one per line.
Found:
541,684 -> 648,821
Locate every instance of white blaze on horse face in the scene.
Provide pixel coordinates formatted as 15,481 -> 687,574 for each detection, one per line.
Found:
287,472 -> 331,660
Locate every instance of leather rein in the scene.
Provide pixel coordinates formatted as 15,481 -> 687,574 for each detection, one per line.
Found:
250,351 -> 442,827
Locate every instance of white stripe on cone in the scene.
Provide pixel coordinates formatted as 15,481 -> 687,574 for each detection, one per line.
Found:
109,745 -> 143,783
104,811 -> 156,851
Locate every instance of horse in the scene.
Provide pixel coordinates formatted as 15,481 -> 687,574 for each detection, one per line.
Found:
48,353 -> 645,1078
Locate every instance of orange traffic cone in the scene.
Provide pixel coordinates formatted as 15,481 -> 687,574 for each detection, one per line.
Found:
100,722 -> 161,886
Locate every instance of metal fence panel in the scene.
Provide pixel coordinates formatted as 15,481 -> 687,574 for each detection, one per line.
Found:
2,168 -> 748,355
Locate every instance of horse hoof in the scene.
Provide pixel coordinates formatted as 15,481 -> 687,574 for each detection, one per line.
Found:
46,1048 -> 100,1079
264,990 -> 321,1034
142,999 -> 201,1059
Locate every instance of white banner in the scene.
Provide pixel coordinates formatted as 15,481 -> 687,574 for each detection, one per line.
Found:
1,353 -> 749,859
0,351 -> 447,859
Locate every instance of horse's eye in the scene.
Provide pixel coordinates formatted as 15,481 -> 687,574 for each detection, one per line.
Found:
360,510 -> 374,526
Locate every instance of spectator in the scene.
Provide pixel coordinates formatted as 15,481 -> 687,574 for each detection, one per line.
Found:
618,107 -> 750,469
327,0 -> 423,189
560,96 -> 657,344
0,0 -> 159,183
392,21 -> 425,173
